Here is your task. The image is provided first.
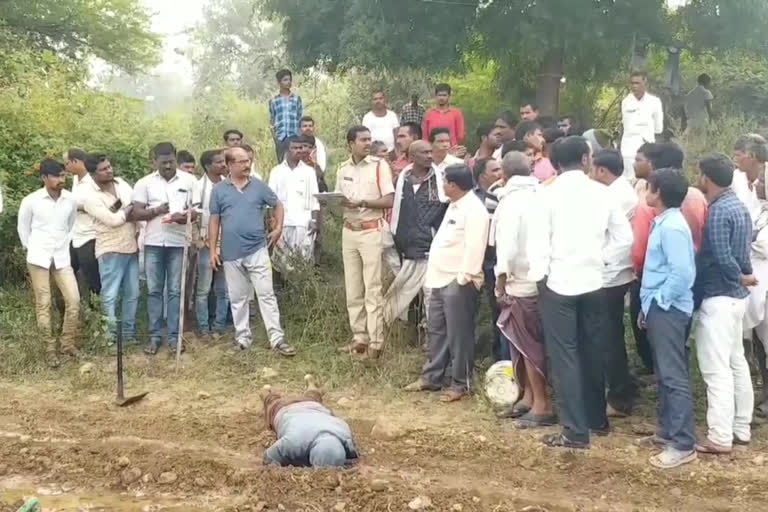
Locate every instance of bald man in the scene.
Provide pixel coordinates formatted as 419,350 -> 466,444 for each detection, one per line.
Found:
384,141 -> 448,331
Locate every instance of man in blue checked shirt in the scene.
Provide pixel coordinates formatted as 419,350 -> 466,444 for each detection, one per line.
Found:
269,69 -> 303,162
693,154 -> 756,456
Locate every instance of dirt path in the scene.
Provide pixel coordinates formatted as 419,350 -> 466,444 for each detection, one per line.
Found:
0,352 -> 767,511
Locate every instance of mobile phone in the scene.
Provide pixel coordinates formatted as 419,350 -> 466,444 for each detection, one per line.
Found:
109,199 -> 123,212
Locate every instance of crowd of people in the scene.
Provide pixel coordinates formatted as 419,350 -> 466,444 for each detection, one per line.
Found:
14,67 -> 768,470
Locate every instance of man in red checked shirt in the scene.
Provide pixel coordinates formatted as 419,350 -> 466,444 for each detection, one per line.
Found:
423,83 -> 466,158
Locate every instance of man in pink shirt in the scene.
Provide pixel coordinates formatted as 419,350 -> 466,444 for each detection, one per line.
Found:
515,120 -> 556,182
422,83 -> 466,156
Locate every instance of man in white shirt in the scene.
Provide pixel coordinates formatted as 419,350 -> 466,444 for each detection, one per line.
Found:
362,90 -> 400,153
430,127 -> 464,180
195,149 -> 230,340
588,149 -> 639,418
66,148 -> 101,300
621,71 -> 663,182
405,164 -> 490,403
732,134 -> 767,224
132,142 -> 199,355
81,154 -> 139,345
300,116 -> 327,174
269,136 -> 320,265
17,159 -> 79,367
531,136 -> 633,449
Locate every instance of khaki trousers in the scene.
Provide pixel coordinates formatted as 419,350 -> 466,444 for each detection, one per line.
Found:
342,227 -> 384,349
28,263 -> 80,350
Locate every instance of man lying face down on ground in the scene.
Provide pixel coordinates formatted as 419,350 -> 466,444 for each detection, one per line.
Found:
261,375 -> 359,467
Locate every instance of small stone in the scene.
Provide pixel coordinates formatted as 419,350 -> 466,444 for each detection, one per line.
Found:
371,417 -> 407,441
333,503 -> 347,512
670,487 -> 682,497
158,471 -> 178,484
278,505 -> 286,511
196,391 -> 211,400
194,477 -> 207,487
37,456 -> 52,467
142,473 -> 154,483
19,447 -> 29,455
408,496 -> 432,510
753,455 -> 765,466
476,435 -> 487,443
519,457 -> 537,469
79,362 -> 95,375
254,502 -> 268,512
61,482 -> 76,492
262,367 -> 279,379
451,505 -> 463,511
472,496 -> 480,503
370,479 -> 388,491
117,456 -> 131,467
121,467 -> 142,485
337,397 -> 354,407
19,435 -> 32,444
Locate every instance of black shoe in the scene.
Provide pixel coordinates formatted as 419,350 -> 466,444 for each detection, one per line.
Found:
591,422 -> 611,437
541,433 -> 589,449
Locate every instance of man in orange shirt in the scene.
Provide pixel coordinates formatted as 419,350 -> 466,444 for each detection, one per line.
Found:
422,83 -> 466,157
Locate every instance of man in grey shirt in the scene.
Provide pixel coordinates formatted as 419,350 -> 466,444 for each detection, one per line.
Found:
208,146 -> 296,356
684,73 -> 714,133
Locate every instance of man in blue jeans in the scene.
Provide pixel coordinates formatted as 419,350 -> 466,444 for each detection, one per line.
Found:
82,154 -> 140,344
196,149 -> 229,339
132,142 -> 199,354
638,168 -> 697,469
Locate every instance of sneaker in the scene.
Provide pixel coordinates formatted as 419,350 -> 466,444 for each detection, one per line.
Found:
649,447 -> 697,469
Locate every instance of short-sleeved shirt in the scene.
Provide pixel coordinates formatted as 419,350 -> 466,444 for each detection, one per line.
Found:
335,156 -> 395,224
132,170 -> 199,248
209,177 -> 278,262
684,85 -> 713,124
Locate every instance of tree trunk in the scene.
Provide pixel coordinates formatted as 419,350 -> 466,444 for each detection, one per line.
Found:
534,47 -> 564,118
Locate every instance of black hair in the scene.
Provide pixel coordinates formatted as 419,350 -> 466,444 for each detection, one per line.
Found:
476,123 -> 495,139
400,122 -> 423,140
699,153 -> 735,188
40,158 -> 65,176
649,168 -> 688,208
285,135 -> 303,146
537,115 -> 555,130
85,153 -> 109,174
435,83 -> 451,95
410,93 -> 419,107
67,148 -> 87,162
630,70 -> 648,80
223,129 -> 243,141
542,127 -> 565,144
177,150 -> 195,165
473,158 -> 492,183
241,143 -> 254,154
276,69 -> 292,81
501,140 -> 532,158
648,142 -> 684,170
520,100 -> 538,111
551,136 -> 590,169
637,142 -> 657,158
152,142 -> 176,159
346,125 -> 370,143
200,149 -> 222,170
698,73 -> 712,87
515,121 -> 542,141
300,116 -> 315,125
444,164 -> 474,191
300,134 -> 316,147
372,89 -> 386,97
496,110 -> 518,128
429,127 -> 451,143
593,149 -> 624,177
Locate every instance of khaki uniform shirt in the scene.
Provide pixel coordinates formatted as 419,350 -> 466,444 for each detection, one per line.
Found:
335,155 -> 395,224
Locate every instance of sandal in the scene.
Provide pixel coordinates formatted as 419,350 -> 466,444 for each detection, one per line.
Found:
541,433 -> 589,449
496,403 -> 531,419
516,412 -> 558,429
274,342 -> 296,357
143,344 -> 158,356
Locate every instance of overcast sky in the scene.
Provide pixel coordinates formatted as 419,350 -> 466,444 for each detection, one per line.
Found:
144,0 -> 205,77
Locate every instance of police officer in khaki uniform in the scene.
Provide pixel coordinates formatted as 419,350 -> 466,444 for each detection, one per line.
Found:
335,125 -> 395,361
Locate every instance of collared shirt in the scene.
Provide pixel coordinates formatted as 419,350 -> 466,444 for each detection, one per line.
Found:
71,172 -> 97,248
391,164 -> 447,235
426,191 -> 490,290
362,110 -> 400,151
400,103 -> 426,125
132,170 -> 199,248
269,93 -> 303,142
632,187 -> 709,274
432,153 -> 464,182
197,173 -> 223,240
422,107 -> 466,146
605,177 -> 639,287
620,92 -> 663,157
82,178 -> 137,258
209,177 -> 279,262
695,189 -> 753,301
315,138 -> 327,173
335,155 -> 395,224
493,175 -> 542,297
528,170 -> 633,296
268,160 -> 319,228
732,169 -> 761,225
640,208 -> 696,316
17,188 -> 77,268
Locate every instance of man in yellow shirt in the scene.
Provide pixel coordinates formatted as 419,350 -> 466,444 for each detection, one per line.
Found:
335,126 -> 395,361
